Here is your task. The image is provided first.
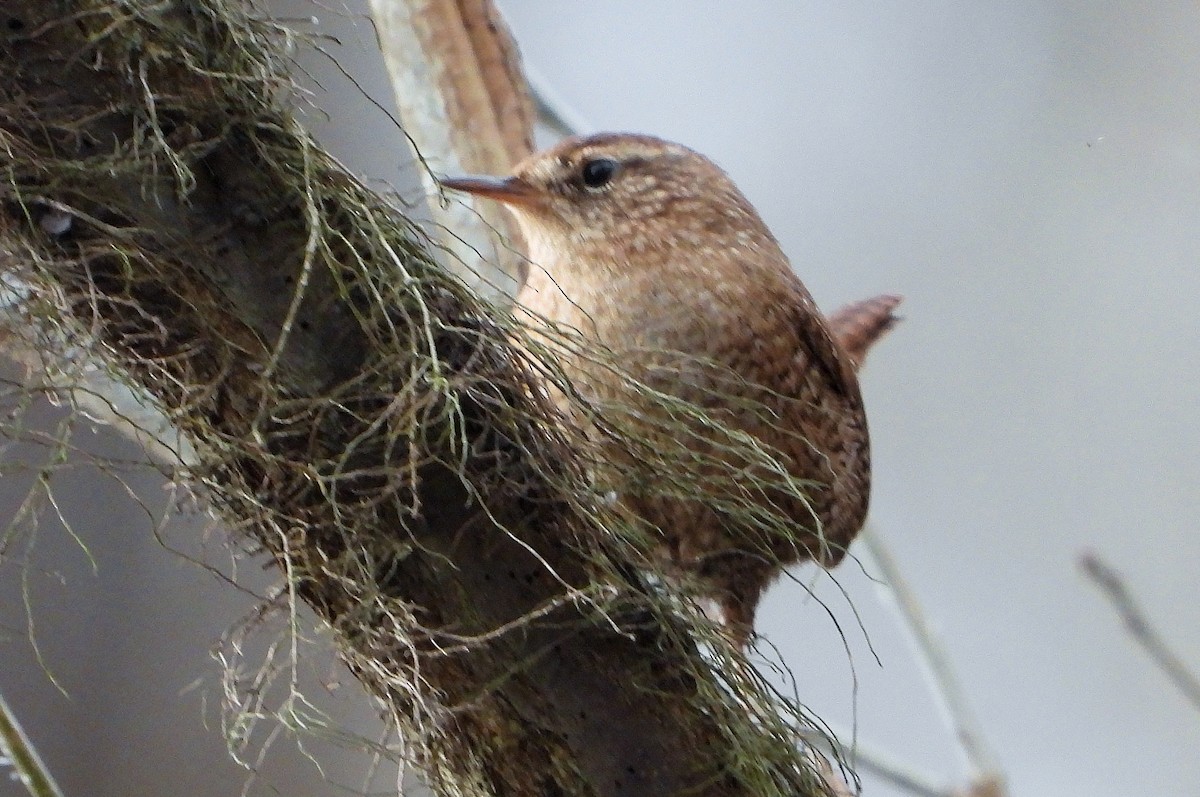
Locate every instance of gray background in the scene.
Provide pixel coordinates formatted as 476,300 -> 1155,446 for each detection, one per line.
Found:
2,2 -> 1198,796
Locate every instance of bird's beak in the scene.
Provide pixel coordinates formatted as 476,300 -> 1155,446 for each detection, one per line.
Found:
438,175 -> 539,207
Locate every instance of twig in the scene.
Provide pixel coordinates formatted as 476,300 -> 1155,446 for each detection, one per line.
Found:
799,725 -> 955,797
0,689 -> 65,797
861,525 -> 1008,792
1080,551 -> 1200,713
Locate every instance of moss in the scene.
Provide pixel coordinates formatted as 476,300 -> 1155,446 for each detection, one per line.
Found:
0,3 -> 841,795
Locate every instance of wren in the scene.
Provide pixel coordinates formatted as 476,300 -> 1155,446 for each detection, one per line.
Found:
442,133 -> 893,644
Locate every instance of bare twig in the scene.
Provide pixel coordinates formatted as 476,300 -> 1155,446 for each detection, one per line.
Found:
1081,551 -> 1200,713
799,725 -> 955,797
861,525 -> 1009,794
0,689 -> 65,797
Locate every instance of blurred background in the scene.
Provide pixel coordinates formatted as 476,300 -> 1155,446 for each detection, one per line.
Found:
2,2 -> 1198,796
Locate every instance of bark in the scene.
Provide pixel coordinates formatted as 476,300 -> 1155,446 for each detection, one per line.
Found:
370,0 -> 533,297
0,3 -> 828,796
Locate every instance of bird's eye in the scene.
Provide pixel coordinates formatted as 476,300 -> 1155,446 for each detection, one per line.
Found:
580,158 -> 619,190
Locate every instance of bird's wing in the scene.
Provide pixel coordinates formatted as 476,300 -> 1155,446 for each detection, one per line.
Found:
792,288 -> 864,403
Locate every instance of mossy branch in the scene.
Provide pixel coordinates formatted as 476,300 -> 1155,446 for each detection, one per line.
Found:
0,3 -> 835,796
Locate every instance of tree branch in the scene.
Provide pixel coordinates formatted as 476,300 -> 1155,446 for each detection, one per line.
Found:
0,3 -> 830,796
369,0 -> 532,297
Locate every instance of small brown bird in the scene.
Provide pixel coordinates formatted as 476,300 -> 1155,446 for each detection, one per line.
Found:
442,133 -> 890,642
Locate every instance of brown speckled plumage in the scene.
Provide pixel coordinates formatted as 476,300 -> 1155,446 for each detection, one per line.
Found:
827,294 -> 903,370
442,133 -> 891,643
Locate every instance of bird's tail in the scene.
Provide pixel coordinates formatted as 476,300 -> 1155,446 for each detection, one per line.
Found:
826,294 -> 903,370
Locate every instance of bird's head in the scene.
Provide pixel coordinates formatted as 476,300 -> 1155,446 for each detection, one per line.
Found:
439,133 -> 775,267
